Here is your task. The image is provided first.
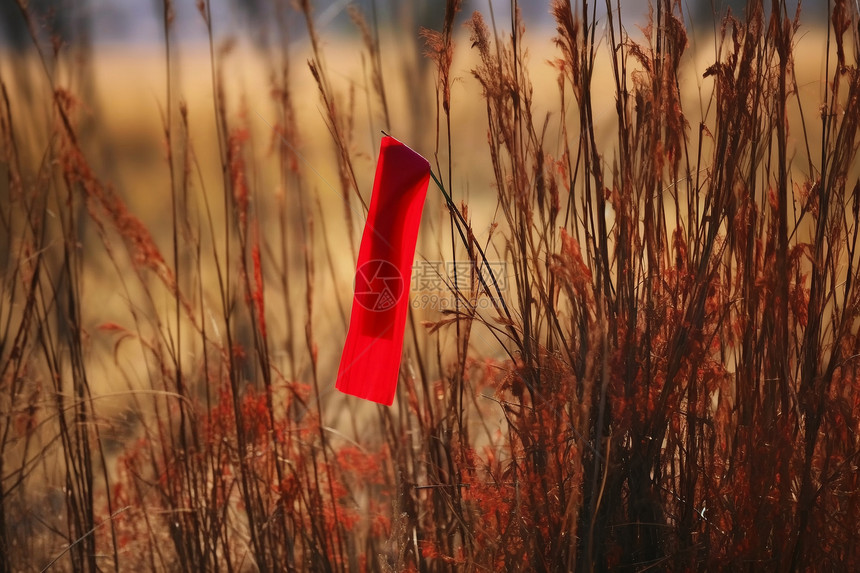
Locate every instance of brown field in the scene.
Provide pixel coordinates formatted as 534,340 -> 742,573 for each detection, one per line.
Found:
2,0 -> 860,571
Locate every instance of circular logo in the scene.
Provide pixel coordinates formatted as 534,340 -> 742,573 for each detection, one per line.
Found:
354,259 -> 404,312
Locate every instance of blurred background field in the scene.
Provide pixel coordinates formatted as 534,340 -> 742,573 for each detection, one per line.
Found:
2,0 -> 859,571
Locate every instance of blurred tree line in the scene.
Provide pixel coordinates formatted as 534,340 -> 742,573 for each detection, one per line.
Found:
0,0 -> 458,50
4,0 -> 822,53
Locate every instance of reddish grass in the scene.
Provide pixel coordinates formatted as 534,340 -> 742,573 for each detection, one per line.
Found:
1,0 -> 860,571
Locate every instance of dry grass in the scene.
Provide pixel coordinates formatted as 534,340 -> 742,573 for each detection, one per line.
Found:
2,0 -> 860,571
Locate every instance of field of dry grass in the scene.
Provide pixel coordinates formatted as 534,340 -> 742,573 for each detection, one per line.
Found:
2,0 -> 860,571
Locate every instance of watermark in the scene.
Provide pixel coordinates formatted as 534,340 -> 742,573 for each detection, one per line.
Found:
353,259 -> 508,312
411,260 -> 508,311
412,261 -> 507,291
354,259 -> 405,312
354,259 -> 508,312
410,293 -> 498,310
412,260 -> 508,290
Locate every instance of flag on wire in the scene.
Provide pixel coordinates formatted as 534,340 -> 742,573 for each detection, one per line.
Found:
336,136 -> 431,405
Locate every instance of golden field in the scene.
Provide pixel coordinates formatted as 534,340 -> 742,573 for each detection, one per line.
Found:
2,1 -> 860,570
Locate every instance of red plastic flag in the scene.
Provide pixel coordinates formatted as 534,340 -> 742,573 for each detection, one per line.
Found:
336,136 -> 430,405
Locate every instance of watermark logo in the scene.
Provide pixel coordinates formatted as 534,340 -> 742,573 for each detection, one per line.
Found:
411,261 -> 507,311
412,261 -> 507,292
354,260 -> 508,312
355,259 -> 404,312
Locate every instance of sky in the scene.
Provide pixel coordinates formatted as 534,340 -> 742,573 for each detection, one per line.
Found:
1,0 -> 820,50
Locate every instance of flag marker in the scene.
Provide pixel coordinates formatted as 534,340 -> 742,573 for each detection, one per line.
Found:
336,135 -> 431,405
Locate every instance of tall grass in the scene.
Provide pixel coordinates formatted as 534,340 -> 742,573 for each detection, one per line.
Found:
1,0 -> 860,571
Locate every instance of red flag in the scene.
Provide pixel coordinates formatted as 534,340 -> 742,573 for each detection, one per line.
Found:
336,136 -> 430,405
